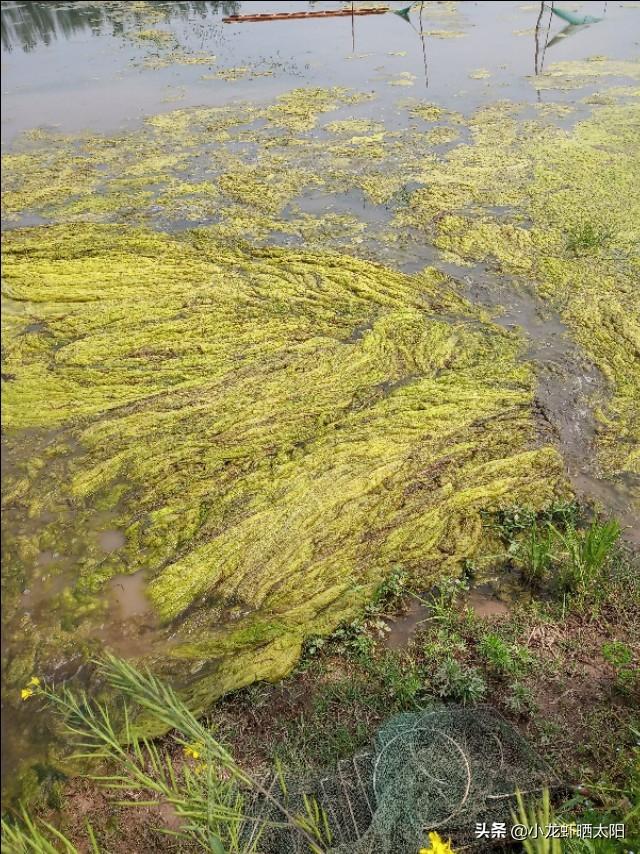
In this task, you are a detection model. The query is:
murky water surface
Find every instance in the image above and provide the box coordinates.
[2,0,637,142]
[2,0,639,795]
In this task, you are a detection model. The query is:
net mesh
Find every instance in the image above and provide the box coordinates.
[248,705,557,852]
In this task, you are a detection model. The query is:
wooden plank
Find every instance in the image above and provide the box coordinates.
[223,7,389,24]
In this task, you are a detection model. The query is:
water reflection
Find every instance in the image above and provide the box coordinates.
[389,0,430,89]
[417,1,428,90]
[544,1,608,50]
[0,0,239,52]
[534,1,554,78]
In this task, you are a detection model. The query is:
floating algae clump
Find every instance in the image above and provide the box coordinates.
[3,81,638,778]
[202,66,275,82]
[393,100,640,476]
[532,58,640,91]
[133,28,176,47]
[2,223,563,722]
[265,87,372,132]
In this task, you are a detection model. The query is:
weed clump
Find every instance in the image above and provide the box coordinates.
[478,633,531,678]
[431,655,487,705]
[485,503,622,603]
[565,220,612,255]
[554,518,621,595]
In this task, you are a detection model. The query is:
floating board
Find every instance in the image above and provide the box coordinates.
[223,7,390,24]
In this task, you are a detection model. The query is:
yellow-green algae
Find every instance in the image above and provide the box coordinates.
[2,78,639,763]
[421,29,466,39]
[201,66,278,82]
[532,57,640,91]
[133,28,176,47]
[3,222,563,712]
[389,73,417,87]
[425,126,460,145]
[2,82,638,478]
[468,69,491,80]
[392,100,640,475]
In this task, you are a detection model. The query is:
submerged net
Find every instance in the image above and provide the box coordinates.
[249,705,557,853]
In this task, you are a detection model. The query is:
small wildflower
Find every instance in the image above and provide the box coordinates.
[21,677,41,701]
[183,743,202,760]
[419,831,456,853]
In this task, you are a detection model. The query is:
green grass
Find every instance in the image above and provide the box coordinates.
[271,650,429,771]
[602,640,636,695]
[553,519,621,597]
[478,633,532,678]
[3,656,332,854]
[2,809,99,854]
[516,521,555,585]
[512,788,562,854]
[565,221,612,255]
[485,504,621,605]
[274,679,379,770]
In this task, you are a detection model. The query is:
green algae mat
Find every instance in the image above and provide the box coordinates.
[1,223,562,695]
[2,69,639,792]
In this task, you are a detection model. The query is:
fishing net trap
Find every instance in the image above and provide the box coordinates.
[247,705,557,852]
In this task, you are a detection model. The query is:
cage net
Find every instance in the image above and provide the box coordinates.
[247,705,556,853]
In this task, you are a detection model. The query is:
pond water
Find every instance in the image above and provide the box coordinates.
[2,0,639,800]
[2,0,636,142]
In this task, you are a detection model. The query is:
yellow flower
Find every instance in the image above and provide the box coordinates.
[183,744,202,760]
[21,677,41,700]
[419,832,455,853]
